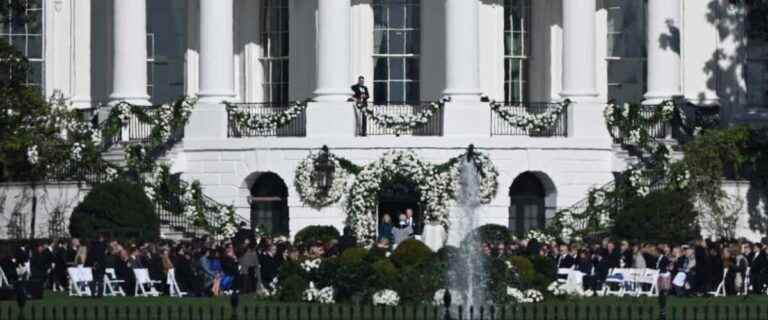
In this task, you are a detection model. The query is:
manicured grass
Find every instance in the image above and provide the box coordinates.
[0,293,766,320]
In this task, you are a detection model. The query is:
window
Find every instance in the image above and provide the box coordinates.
[504,0,530,103]
[147,0,187,104]
[746,1,768,108]
[606,0,647,104]
[0,0,44,90]
[373,0,420,104]
[261,0,289,104]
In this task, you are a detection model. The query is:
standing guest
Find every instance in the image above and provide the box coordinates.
[735,243,750,294]
[351,76,370,104]
[86,235,107,298]
[66,238,80,267]
[692,240,709,295]
[721,247,736,295]
[220,246,239,293]
[620,241,632,268]
[605,241,621,269]
[259,244,279,287]
[751,243,767,294]
[632,244,646,269]
[52,241,68,291]
[378,213,395,244]
[392,213,414,246]
[239,243,261,294]
[671,246,688,296]
[656,246,672,295]
[576,249,596,293]
[405,208,420,236]
[198,248,215,296]
[337,226,357,253]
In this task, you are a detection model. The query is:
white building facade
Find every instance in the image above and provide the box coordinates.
[3,0,768,239]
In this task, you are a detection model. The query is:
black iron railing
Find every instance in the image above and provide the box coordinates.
[1,302,767,320]
[609,101,721,146]
[490,102,568,137]
[610,105,671,144]
[226,102,307,138]
[355,101,444,136]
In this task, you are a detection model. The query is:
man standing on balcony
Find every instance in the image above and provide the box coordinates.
[351,76,369,105]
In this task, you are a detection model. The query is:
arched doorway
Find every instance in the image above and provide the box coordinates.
[248,172,289,236]
[508,172,548,237]
[378,175,421,234]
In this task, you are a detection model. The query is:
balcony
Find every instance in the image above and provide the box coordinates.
[490,102,569,137]
[226,102,307,138]
[355,101,444,137]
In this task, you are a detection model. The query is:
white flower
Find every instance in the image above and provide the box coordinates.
[506,287,533,303]
[301,259,322,273]
[27,145,39,165]
[372,289,400,306]
[525,230,555,244]
[524,289,544,303]
[71,143,84,162]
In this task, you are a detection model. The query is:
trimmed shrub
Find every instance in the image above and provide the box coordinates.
[69,180,159,241]
[335,247,371,302]
[391,239,434,268]
[508,256,536,286]
[395,264,441,304]
[294,225,340,246]
[436,245,460,262]
[462,224,512,246]
[369,259,398,290]
[278,275,307,302]
[612,189,700,244]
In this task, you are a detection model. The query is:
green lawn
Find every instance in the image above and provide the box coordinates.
[0,293,766,320]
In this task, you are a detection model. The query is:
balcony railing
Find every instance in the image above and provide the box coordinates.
[490,102,568,137]
[609,105,672,144]
[355,101,444,137]
[226,102,307,138]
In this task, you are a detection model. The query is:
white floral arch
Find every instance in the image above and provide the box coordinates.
[345,150,452,247]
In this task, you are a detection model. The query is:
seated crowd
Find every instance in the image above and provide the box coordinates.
[0,224,766,298]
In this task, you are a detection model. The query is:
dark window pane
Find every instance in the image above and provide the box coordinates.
[390,30,405,54]
[405,58,419,81]
[406,5,420,28]
[374,82,387,104]
[390,81,405,102]
[374,57,388,81]
[406,30,419,54]
[374,5,387,28]
[11,35,25,54]
[27,0,42,10]
[280,32,289,56]
[374,30,387,54]
[272,61,282,83]
[406,82,419,103]
[27,35,41,59]
[280,8,289,31]
[281,60,289,83]
[390,57,404,80]
[390,5,405,28]
[26,10,42,34]
[28,61,42,85]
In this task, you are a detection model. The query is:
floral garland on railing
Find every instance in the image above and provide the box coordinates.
[355,100,444,135]
[103,98,196,150]
[345,150,453,247]
[294,149,352,209]
[225,100,308,132]
[489,100,570,132]
[604,101,674,155]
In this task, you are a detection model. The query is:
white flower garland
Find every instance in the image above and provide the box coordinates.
[302,282,335,304]
[372,289,400,306]
[294,151,351,208]
[345,150,453,247]
[355,101,443,135]
[490,100,569,132]
[226,101,307,132]
[449,152,499,205]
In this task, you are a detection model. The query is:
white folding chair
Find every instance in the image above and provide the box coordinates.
[741,267,751,296]
[166,269,187,298]
[67,267,92,297]
[103,268,126,297]
[133,268,161,297]
[708,268,728,297]
[0,267,11,288]
[603,268,628,296]
[636,268,659,297]
[557,267,575,284]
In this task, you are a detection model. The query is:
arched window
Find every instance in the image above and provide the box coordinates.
[373,0,420,104]
[249,172,290,236]
[0,0,44,90]
[503,0,530,103]
[261,0,289,104]
[746,2,768,108]
[606,0,647,104]
[147,0,186,104]
[508,172,546,237]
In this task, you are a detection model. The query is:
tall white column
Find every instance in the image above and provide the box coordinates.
[313,0,351,101]
[109,0,149,105]
[443,0,481,101]
[561,0,608,142]
[644,0,682,105]
[561,0,597,99]
[198,0,235,102]
[186,0,234,140]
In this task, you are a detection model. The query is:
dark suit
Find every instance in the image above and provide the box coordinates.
[351,84,370,102]
[86,240,107,297]
[751,251,767,293]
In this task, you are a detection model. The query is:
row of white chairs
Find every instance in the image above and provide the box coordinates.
[602,268,660,297]
[67,267,186,298]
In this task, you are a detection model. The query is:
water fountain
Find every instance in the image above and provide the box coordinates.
[447,145,488,313]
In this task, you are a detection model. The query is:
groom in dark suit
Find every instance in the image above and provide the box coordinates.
[351,76,369,104]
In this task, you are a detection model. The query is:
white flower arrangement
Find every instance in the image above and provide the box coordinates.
[372,289,400,306]
[506,287,533,303]
[524,289,544,303]
[71,143,84,162]
[490,100,569,133]
[547,281,595,298]
[26,145,39,165]
[227,101,307,132]
[524,230,555,244]
[345,150,453,247]
[294,151,351,208]
[302,282,335,304]
[355,101,443,135]
[300,258,322,273]
[432,289,464,306]
[627,168,650,197]
[448,152,499,205]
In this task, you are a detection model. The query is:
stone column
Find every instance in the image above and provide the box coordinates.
[186,0,234,140]
[561,0,607,141]
[644,0,682,105]
[313,0,351,101]
[443,0,481,101]
[109,0,149,105]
